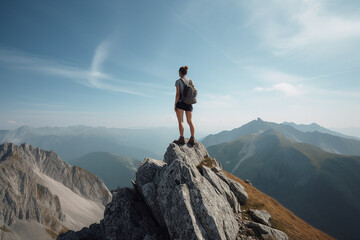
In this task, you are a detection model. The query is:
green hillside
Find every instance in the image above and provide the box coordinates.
[208,130,360,240]
[70,152,140,190]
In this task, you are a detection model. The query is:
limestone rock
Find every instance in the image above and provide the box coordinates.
[228,178,248,205]
[58,142,289,240]
[0,142,112,239]
[201,166,240,213]
[245,221,288,240]
[143,143,239,239]
[249,209,271,227]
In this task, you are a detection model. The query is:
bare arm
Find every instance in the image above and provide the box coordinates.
[175,86,180,112]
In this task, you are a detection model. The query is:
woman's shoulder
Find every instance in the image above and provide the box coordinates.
[175,78,182,86]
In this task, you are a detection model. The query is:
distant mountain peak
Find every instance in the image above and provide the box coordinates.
[202,119,360,155]
[206,123,360,239]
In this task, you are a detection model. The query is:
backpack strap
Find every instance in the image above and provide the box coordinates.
[180,77,193,86]
[180,77,187,86]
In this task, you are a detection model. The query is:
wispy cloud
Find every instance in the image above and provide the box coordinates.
[0,42,168,97]
[243,0,360,55]
[248,65,359,97]
[305,69,360,81]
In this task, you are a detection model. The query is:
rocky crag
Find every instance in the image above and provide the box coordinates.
[59,142,288,240]
[0,142,112,240]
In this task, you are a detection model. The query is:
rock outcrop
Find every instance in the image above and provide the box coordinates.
[58,142,288,240]
[248,209,271,227]
[0,142,112,240]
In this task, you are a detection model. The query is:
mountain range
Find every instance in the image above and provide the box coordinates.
[1,120,359,239]
[331,127,360,139]
[0,142,112,240]
[205,119,360,240]
[0,125,181,161]
[282,122,360,140]
[202,118,360,156]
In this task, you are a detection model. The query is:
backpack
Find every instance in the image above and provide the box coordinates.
[180,78,197,105]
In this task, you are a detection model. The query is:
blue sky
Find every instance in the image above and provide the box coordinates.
[1,0,360,134]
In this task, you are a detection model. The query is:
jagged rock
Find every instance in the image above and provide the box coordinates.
[245,221,288,240]
[58,187,168,240]
[0,142,111,239]
[0,143,66,232]
[249,209,271,226]
[201,166,240,213]
[208,167,249,205]
[141,143,240,239]
[58,142,288,240]
[102,188,167,240]
[228,178,248,205]
[136,158,166,187]
[57,223,104,240]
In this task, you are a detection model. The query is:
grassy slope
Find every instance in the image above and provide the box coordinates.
[224,172,334,240]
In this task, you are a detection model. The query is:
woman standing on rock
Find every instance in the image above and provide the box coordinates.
[173,65,196,145]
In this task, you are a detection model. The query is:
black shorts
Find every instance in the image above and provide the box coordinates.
[176,101,193,112]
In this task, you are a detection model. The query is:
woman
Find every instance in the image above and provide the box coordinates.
[173,65,196,145]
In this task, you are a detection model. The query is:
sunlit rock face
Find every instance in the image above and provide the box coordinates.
[58,142,288,240]
[0,142,111,240]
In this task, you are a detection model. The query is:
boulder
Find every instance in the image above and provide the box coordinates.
[245,221,288,240]
[249,209,272,226]
[244,179,253,186]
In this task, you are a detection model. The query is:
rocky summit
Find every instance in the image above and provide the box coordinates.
[58,142,288,240]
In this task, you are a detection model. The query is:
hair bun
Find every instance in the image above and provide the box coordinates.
[184,65,188,70]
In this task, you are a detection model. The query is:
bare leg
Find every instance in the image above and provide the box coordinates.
[185,111,195,137]
[176,108,184,137]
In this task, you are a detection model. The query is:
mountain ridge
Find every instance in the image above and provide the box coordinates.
[0,125,200,161]
[283,122,360,140]
[207,130,360,239]
[202,118,360,156]
[0,142,112,240]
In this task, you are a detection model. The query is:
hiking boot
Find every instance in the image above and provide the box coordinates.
[188,136,197,146]
[173,136,185,145]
